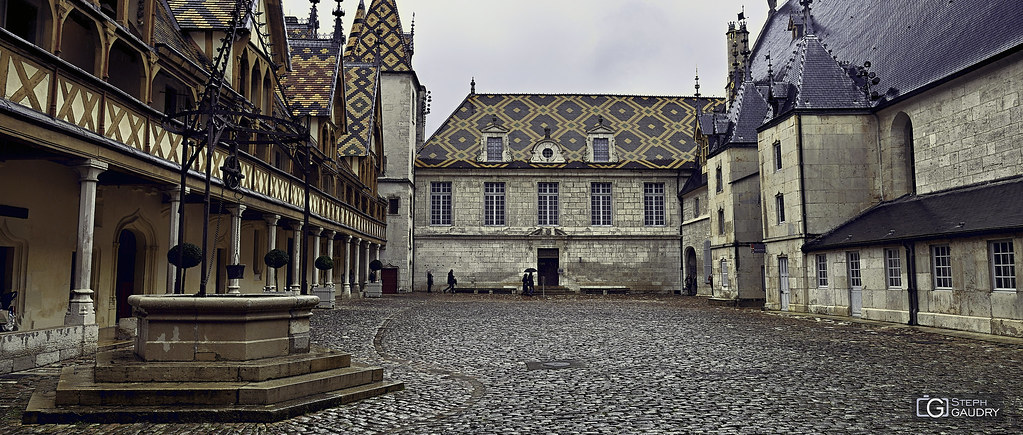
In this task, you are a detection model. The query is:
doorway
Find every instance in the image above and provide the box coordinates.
[537,248,559,287]
[115,230,138,319]
[684,247,697,295]
[382,268,398,294]
[778,257,790,311]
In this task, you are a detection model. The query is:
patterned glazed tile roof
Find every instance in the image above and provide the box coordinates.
[343,0,413,72]
[418,94,724,170]
[337,64,380,157]
[167,0,239,29]
[282,39,341,117]
[154,0,209,68]
[804,177,1023,251]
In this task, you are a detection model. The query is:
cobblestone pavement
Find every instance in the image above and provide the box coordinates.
[3,294,1023,434]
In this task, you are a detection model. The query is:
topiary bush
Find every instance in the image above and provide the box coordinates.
[264,249,289,291]
[314,255,334,271]
[369,259,382,271]
[168,243,202,293]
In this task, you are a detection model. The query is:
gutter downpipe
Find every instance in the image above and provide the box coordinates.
[796,115,809,310]
[904,241,919,325]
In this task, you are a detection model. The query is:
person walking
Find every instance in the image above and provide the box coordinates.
[444,269,456,293]
[526,272,535,296]
[522,272,530,296]
[427,271,434,293]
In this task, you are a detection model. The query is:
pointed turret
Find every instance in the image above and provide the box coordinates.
[725,16,750,105]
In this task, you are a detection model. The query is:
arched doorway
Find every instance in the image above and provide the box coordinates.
[684,247,698,295]
[115,229,139,319]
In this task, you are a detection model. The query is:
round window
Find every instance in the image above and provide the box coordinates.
[542,148,554,159]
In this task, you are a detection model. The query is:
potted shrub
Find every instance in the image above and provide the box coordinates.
[365,260,384,297]
[263,249,289,291]
[168,243,202,293]
[314,255,334,271]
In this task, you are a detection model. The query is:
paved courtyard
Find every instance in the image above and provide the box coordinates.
[2,294,1023,434]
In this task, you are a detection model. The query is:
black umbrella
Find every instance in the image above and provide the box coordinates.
[524,268,537,273]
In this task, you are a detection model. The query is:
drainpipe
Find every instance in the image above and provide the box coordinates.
[796,115,809,308]
[904,241,919,325]
[873,113,885,200]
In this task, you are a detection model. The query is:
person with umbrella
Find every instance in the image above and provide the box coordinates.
[523,268,536,296]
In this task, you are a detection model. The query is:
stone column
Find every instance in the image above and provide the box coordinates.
[343,235,353,298]
[290,223,303,292]
[66,159,107,326]
[324,230,335,287]
[362,241,370,290]
[310,226,321,287]
[263,214,279,291]
[227,204,246,294]
[352,237,362,293]
[164,187,185,294]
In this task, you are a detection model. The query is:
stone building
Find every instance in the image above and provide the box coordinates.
[700,0,1023,337]
[0,0,385,373]
[342,0,426,294]
[416,91,723,293]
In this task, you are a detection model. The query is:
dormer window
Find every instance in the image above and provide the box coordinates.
[585,116,617,163]
[478,116,510,163]
[486,137,504,161]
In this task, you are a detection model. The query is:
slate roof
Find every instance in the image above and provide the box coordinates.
[418,94,724,170]
[803,177,1023,251]
[282,39,341,117]
[748,0,1023,108]
[167,0,239,29]
[337,64,380,157]
[343,0,413,72]
[153,0,209,68]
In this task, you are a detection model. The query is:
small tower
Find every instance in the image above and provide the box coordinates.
[725,12,750,105]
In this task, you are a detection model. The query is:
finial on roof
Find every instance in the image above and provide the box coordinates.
[694,66,701,97]
[544,127,551,139]
[332,0,345,41]
[411,12,416,37]
[470,77,476,94]
[768,0,777,13]
[737,5,745,22]
[598,115,604,126]
[800,0,814,34]
[309,0,320,35]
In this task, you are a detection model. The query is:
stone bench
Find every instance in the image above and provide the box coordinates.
[581,286,630,295]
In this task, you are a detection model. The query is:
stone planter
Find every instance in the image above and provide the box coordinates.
[311,285,336,309]
[128,294,320,362]
[365,281,382,298]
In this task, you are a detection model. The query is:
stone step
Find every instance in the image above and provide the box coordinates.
[24,380,404,424]
[54,363,384,407]
[94,348,351,383]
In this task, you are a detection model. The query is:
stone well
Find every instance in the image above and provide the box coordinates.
[128,294,320,362]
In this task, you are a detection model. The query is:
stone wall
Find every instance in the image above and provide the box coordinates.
[0,325,96,374]
[378,74,419,292]
[413,169,683,293]
[878,50,1023,196]
[681,186,712,296]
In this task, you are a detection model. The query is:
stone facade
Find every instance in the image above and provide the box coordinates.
[414,169,683,293]
[680,183,712,296]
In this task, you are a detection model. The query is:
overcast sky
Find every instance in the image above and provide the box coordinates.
[281,0,770,137]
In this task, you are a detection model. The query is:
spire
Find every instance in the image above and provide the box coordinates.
[308,0,320,35]
[344,1,368,61]
[332,0,345,42]
[694,66,701,98]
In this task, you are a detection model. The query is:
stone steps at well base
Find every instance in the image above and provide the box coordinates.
[23,380,404,424]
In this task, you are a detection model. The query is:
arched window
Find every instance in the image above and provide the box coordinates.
[889,112,916,197]
[262,68,273,115]
[107,40,144,99]
[60,10,100,74]
[249,64,261,110]
[237,51,249,98]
